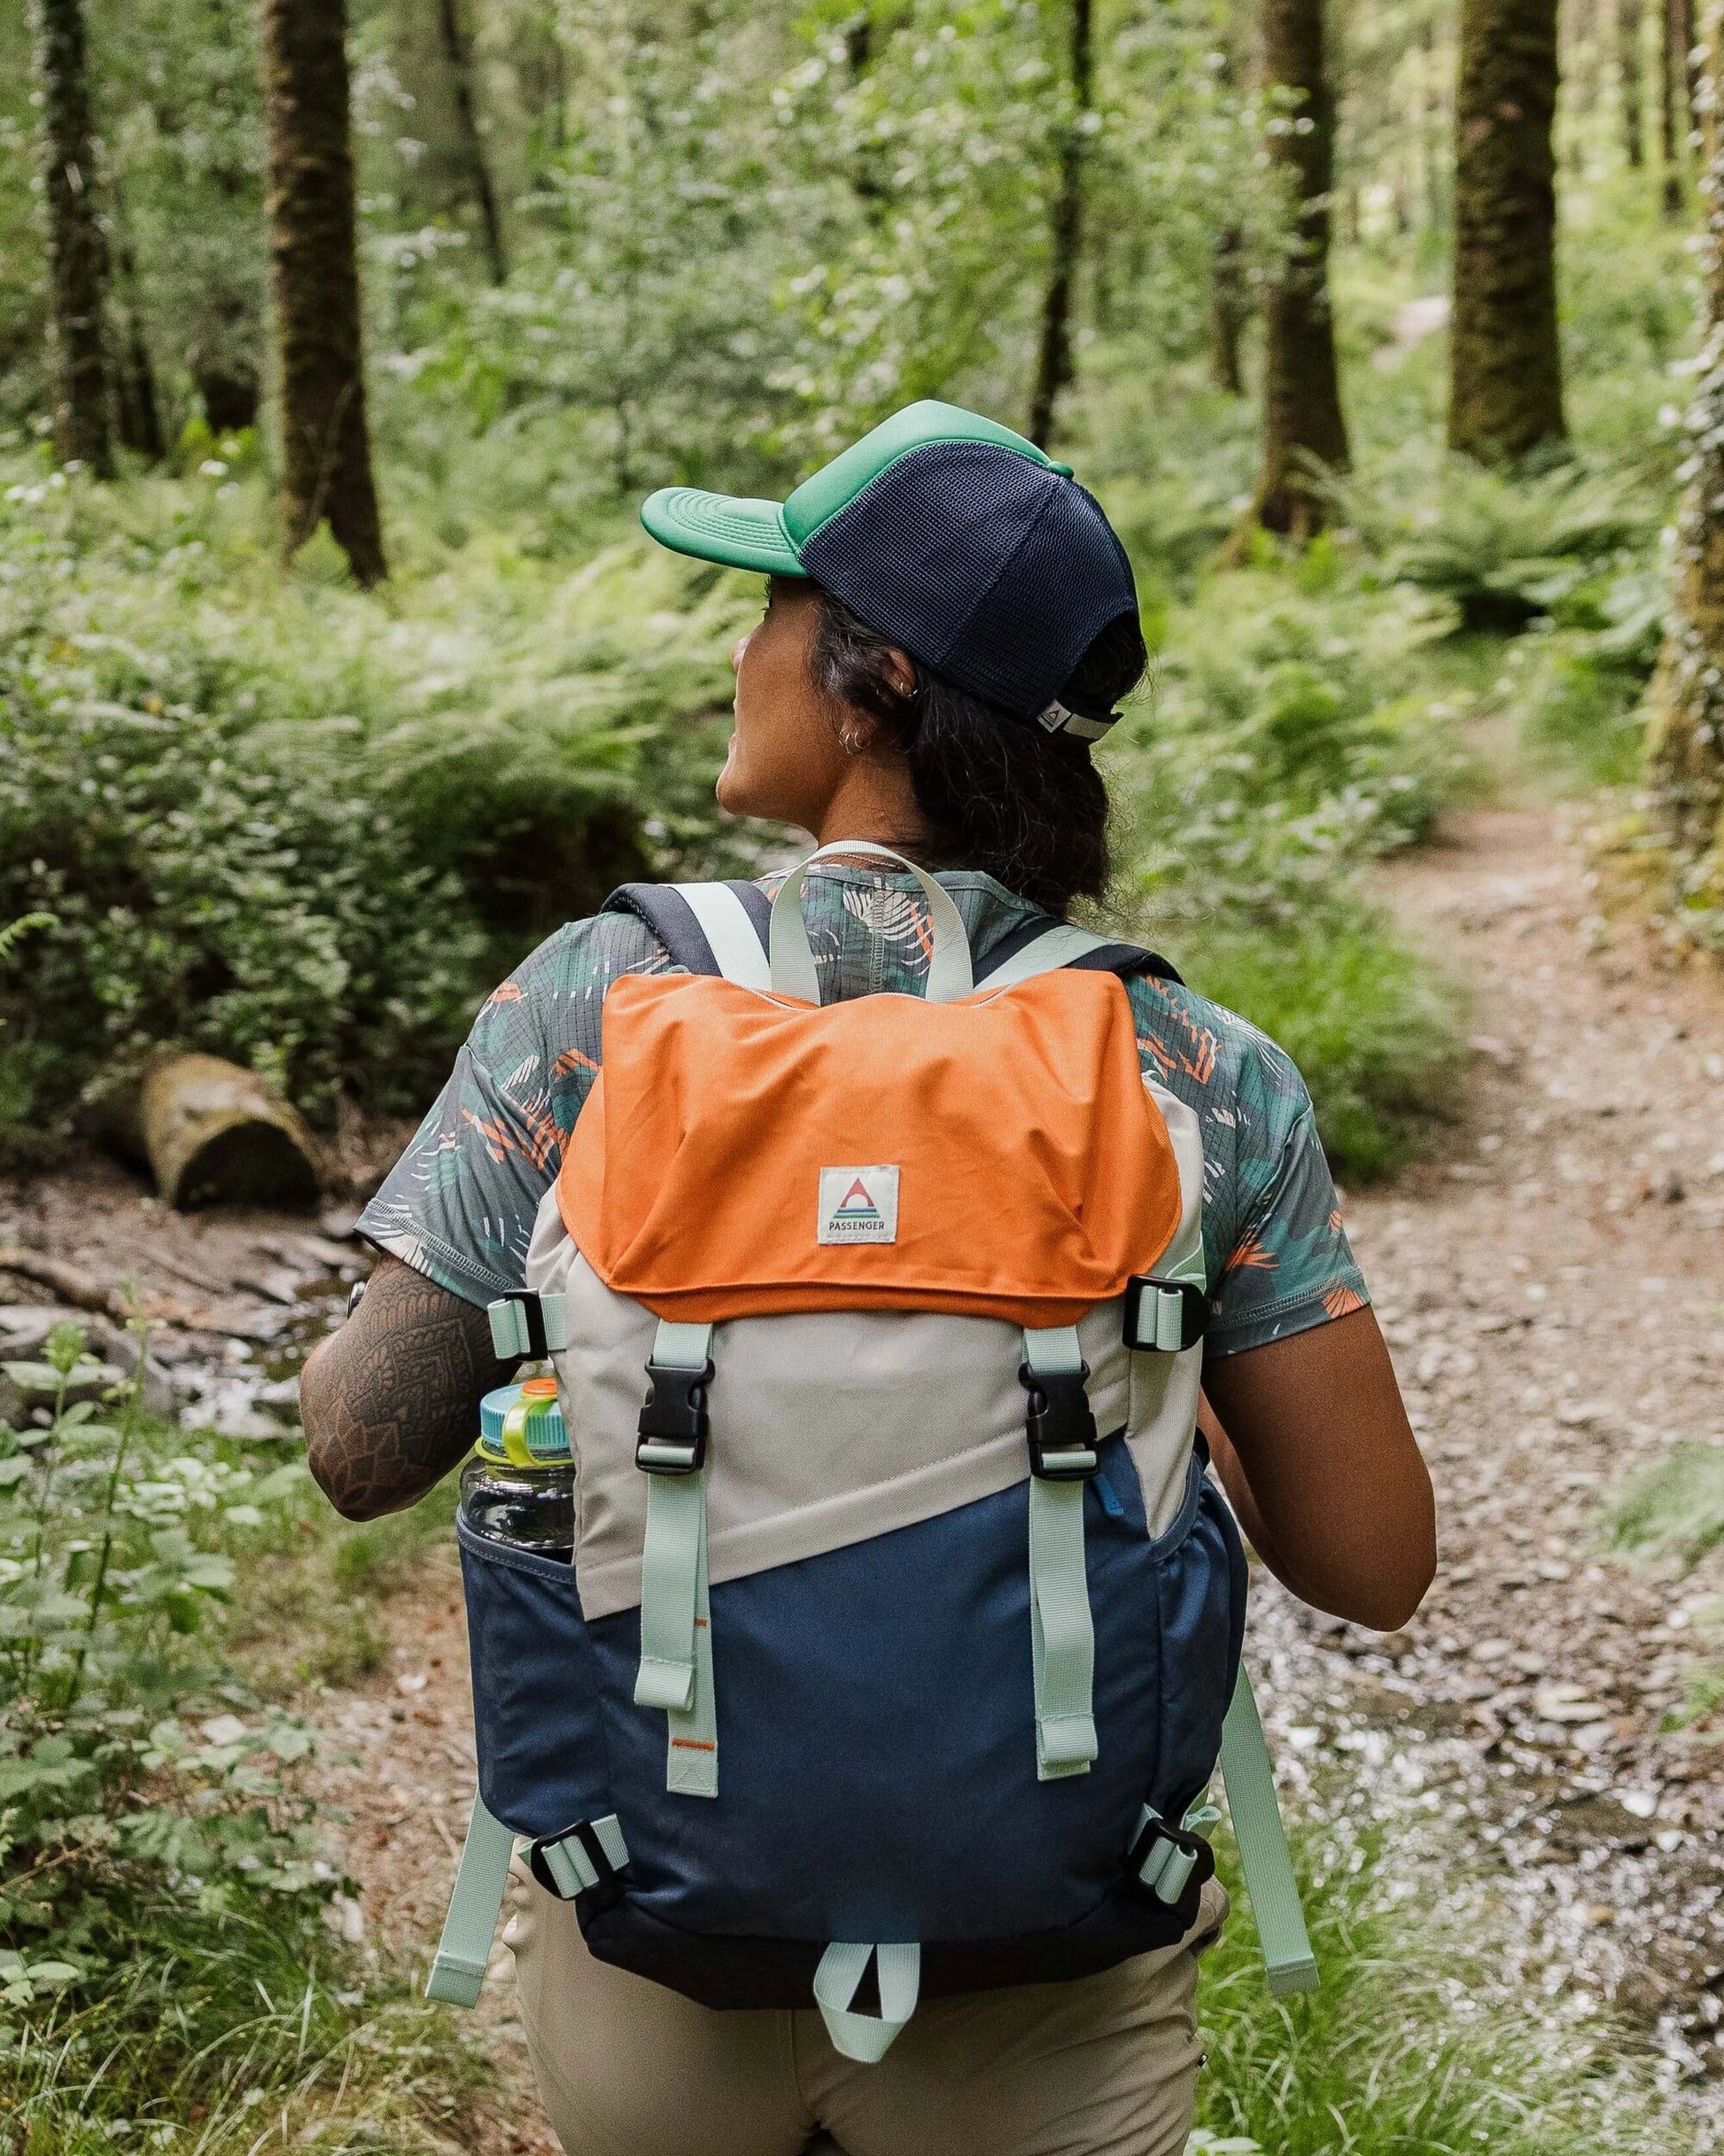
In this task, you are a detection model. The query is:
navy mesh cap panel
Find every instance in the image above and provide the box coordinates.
[797,442,1138,720]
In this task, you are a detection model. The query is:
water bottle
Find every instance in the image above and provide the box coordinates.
[459,1376,575,1560]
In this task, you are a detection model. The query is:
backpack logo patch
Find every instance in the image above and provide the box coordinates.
[817,1165,900,1245]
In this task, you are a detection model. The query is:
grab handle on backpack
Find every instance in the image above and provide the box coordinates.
[769,841,975,1004]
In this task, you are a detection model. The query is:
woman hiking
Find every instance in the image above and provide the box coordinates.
[301,399,1434,2156]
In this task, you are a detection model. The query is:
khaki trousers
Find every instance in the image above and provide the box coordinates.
[504,1869,1227,2156]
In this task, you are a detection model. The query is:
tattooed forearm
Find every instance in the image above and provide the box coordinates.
[300,1255,520,1521]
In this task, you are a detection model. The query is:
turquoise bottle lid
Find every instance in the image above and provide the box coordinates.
[478,1378,571,1465]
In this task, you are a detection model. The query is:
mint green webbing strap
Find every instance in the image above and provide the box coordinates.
[635,1320,718,1798]
[667,1493,718,1796]
[677,883,773,990]
[1023,1326,1099,1779]
[425,1794,516,2006]
[813,1942,921,2064]
[1219,1664,1318,1996]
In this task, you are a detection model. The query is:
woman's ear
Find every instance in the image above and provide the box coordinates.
[882,647,917,700]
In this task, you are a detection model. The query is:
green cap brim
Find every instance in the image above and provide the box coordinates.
[641,486,805,576]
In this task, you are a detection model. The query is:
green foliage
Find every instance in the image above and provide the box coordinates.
[1182,913,1464,1177]
[1336,453,1663,632]
[1197,1823,1679,2154]
[0,1327,329,1993]
[1604,1443,1724,1575]
[0,1331,496,2144]
[1103,561,1470,1174]
[0,457,755,1154]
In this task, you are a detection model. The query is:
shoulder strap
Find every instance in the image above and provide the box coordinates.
[975,919,1184,991]
[605,883,1182,993]
[602,881,772,988]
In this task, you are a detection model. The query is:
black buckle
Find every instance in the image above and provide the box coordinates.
[1019,1361,1099,1481]
[1122,1276,1209,1354]
[497,1288,548,1359]
[635,1356,714,1474]
[1124,1811,1214,1907]
[528,1819,621,1903]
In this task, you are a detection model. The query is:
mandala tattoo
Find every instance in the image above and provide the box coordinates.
[300,1255,518,1519]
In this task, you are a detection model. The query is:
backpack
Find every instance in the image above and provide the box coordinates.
[426,843,1316,2059]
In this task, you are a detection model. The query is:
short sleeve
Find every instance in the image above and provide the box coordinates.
[1204,1090,1371,1358]
[356,911,667,1304]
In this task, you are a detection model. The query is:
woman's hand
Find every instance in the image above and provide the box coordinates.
[1200,1305,1435,1632]
[299,1256,519,1520]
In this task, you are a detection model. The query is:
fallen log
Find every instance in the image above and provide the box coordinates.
[113,1053,323,1210]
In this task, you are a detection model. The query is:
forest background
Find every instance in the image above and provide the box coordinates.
[4,0,1724,2144]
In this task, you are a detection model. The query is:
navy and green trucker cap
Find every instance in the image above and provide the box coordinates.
[641,401,1138,738]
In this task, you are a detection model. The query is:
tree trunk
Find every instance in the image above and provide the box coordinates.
[437,0,508,284]
[1620,0,1646,163]
[261,0,387,585]
[1646,32,1724,927]
[1209,227,1248,394]
[1681,0,1702,138]
[109,183,163,462]
[1448,0,1566,463]
[32,0,113,477]
[1663,0,1689,210]
[1029,0,1093,449]
[193,350,261,434]
[1245,0,1350,539]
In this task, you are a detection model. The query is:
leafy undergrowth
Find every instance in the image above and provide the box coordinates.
[1106,553,1472,1178]
[1606,1444,1724,1577]
[1605,1446,1724,1735]
[0,1323,494,2148]
[1196,1825,1680,2154]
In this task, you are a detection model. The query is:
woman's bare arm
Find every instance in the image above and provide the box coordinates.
[1200,1304,1434,1631]
[299,1255,519,1521]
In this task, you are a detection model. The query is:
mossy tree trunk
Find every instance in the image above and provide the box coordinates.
[1646,29,1724,923]
[1663,0,1689,214]
[109,182,163,462]
[262,0,387,585]
[32,0,113,477]
[1246,0,1350,537]
[437,0,508,284]
[1620,0,1645,165]
[1210,227,1248,394]
[1029,0,1093,449]
[1448,0,1565,462]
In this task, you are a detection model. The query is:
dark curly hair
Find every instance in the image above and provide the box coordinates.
[805,587,1145,917]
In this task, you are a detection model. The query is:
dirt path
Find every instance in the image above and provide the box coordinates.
[6,795,1724,2143]
[1254,802,1724,2105]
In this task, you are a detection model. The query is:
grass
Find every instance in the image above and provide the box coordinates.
[1604,1444,1724,1576]
[1197,1826,1682,2154]
[4,1916,493,2154]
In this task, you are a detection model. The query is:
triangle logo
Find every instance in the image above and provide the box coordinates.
[817,1164,900,1245]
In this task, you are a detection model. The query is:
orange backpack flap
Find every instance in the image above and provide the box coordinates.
[558,967,1181,1329]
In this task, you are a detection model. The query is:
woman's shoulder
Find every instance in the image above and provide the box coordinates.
[1124,970,1316,1171]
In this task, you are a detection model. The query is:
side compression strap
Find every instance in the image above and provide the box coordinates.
[1021,1326,1099,1779]
[427,1806,635,2008]
[814,1942,921,2064]
[425,1794,516,2006]
[634,1319,718,1798]
[1220,1665,1318,1996]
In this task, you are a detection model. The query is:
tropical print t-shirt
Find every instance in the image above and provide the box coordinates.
[358,867,1369,1357]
